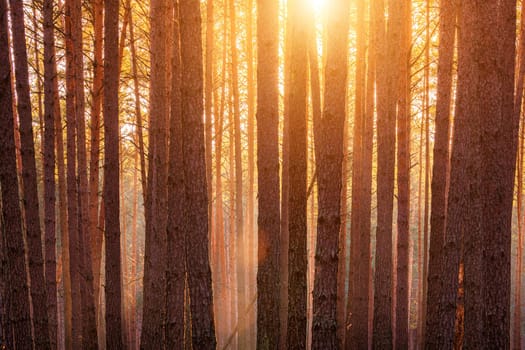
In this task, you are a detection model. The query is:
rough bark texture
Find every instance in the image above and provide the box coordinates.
[166,3,185,347]
[311,0,349,348]
[286,0,308,347]
[256,0,281,348]
[89,0,104,320]
[179,0,217,347]
[394,1,411,348]
[372,0,395,346]
[140,0,169,345]
[424,0,455,346]
[0,2,33,346]
[8,0,51,347]
[43,0,59,346]
[104,0,124,347]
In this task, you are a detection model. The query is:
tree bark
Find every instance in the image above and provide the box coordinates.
[424,0,455,346]
[43,0,59,346]
[8,0,51,346]
[256,0,281,347]
[104,0,124,347]
[372,0,395,346]
[0,1,33,346]
[286,0,308,347]
[311,0,350,347]
[179,0,217,347]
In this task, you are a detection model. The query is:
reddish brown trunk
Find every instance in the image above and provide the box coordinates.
[8,0,51,346]
[0,2,33,346]
[256,0,281,347]
[179,0,217,346]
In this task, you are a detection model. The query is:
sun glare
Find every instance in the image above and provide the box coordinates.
[309,0,326,14]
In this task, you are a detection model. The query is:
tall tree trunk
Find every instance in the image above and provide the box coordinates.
[89,0,104,321]
[65,0,83,345]
[347,0,367,347]
[104,0,124,347]
[286,0,308,346]
[372,0,395,346]
[71,0,98,342]
[179,0,217,347]
[478,1,516,347]
[311,0,350,347]
[205,0,214,267]
[424,0,455,346]
[256,0,281,347]
[141,0,169,345]
[227,0,246,345]
[395,1,411,348]
[245,0,256,346]
[8,0,51,346]
[0,2,33,346]
[43,0,59,346]
[166,3,185,347]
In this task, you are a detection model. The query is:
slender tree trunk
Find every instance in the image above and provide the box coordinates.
[395,1,411,348]
[311,0,350,347]
[89,0,104,320]
[286,0,308,347]
[205,0,214,266]
[166,3,185,347]
[372,0,395,346]
[8,0,51,346]
[141,0,169,345]
[179,1,217,347]
[424,0,455,346]
[64,0,83,345]
[104,0,124,347]
[256,0,281,347]
[245,0,256,346]
[0,2,33,346]
[43,0,59,346]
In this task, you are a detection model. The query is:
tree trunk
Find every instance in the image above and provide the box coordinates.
[256,0,281,347]
[395,1,411,348]
[286,0,308,347]
[0,1,33,346]
[372,0,395,346]
[424,0,455,346]
[166,3,185,347]
[179,0,217,347]
[43,0,59,346]
[311,0,350,347]
[140,0,169,345]
[8,0,51,346]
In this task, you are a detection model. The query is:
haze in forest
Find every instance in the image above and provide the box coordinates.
[0,0,523,349]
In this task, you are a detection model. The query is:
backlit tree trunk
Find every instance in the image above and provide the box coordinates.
[103,0,124,348]
[179,0,217,347]
[256,0,281,347]
[8,0,51,346]
[311,0,350,347]
[0,1,33,346]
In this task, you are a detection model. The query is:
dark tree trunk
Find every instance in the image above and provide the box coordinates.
[0,1,33,346]
[311,0,350,348]
[179,0,217,347]
[141,0,169,345]
[286,0,308,347]
[372,0,395,346]
[8,0,51,347]
[394,1,411,348]
[255,0,281,347]
[424,0,455,346]
[103,0,124,347]
[43,0,59,346]
[166,2,185,347]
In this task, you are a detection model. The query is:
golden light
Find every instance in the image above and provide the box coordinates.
[309,0,327,14]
